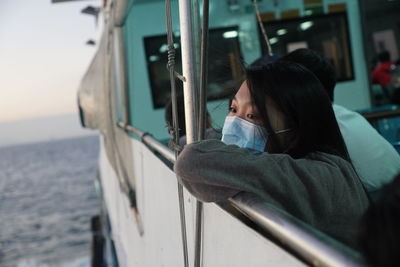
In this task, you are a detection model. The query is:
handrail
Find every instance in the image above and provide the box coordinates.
[230,194,365,267]
[116,121,366,267]
[116,122,176,163]
[358,105,400,122]
[362,108,400,122]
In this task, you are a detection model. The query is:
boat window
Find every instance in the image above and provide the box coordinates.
[143,26,243,109]
[359,0,400,107]
[259,12,354,83]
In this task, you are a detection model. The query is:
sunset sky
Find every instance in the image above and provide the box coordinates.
[0,0,100,123]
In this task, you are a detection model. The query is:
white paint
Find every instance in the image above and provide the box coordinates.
[98,138,305,266]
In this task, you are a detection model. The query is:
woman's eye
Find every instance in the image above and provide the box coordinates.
[247,114,255,119]
[229,107,236,113]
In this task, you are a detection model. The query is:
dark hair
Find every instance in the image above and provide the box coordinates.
[279,49,336,102]
[358,174,400,266]
[250,54,281,67]
[378,50,391,63]
[246,61,350,160]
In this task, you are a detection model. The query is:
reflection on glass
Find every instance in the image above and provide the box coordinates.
[259,12,354,83]
[144,26,243,109]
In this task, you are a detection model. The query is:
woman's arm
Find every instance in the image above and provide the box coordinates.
[174,140,335,209]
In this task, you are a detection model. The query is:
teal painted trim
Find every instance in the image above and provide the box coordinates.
[331,1,371,110]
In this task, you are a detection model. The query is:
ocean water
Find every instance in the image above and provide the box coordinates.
[0,136,101,267]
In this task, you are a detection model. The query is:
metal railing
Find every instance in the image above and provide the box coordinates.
[116,121,366,267]
[117,122,175,163]
[230,194,365,267]
[358,105,400,122]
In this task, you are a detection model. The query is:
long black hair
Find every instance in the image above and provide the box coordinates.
[279,48,337,102]
[246,61,350,161]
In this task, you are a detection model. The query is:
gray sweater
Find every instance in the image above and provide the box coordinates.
[174,140,369,248]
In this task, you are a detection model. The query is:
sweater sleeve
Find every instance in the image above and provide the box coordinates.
[174,139,369,248]
[174,140,342,213]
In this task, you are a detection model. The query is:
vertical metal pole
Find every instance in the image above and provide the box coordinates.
[191,0,202,124]
[178,0,198,145]
[194,1,209,266]
[165,1,189,267]
[198,0,209,140]
[178,1,205,267]
[113,27,130,125]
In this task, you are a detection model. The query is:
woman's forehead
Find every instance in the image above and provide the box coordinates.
[233,81,252,105]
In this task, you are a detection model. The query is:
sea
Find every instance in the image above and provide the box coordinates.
[0,136,101,267]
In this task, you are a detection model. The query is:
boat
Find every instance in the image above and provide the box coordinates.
[72,0,400,266]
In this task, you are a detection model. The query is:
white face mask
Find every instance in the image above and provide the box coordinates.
[221,116,268,153]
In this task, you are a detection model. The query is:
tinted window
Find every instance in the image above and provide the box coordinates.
[260,12,354,82]
[144,26,243,109]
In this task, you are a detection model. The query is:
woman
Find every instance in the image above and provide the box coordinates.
[174,61,369,248]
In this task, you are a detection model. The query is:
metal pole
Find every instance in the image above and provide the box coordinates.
[178,0,198,145]
[113,27,130,125]
[191,0,201,127]
[230,193,365,267]
[165,1,190,266]
[194,1,209,266]
[178,2,204,267]
[198,0,209,140]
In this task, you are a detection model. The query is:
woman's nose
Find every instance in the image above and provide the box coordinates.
[235,111,248,122]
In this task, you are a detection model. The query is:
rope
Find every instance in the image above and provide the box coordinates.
[165,1,189,267]
[167,44,186,82]
[253,0,273,56]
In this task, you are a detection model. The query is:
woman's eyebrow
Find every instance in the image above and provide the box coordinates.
[234,97,253,107]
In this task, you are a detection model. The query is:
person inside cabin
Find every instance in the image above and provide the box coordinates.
[278,48,400,199]
[371,50,394,89]
[174,61,369,248]
[164,94,220,147]
[371,50,399,101]
[358,173,400,266]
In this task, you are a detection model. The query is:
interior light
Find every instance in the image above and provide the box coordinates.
[149,55,159,62]
[223,31,238,39]
[159,44,168,53]
[159,43,179,53]
[269,37,278,45]
[277,29,287,36]
[300,21,314,31]
[305,10,313,16]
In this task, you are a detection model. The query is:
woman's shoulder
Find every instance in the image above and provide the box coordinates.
[301,152,359,184]
[305,151,351,164]
[305,151,354,170]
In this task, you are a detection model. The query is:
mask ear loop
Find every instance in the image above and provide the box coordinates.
[275,128,293,135]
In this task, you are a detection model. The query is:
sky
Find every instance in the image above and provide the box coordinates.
[0,0,100,123]
[0,0,101,145]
